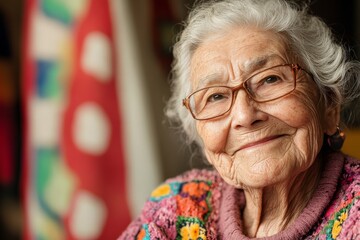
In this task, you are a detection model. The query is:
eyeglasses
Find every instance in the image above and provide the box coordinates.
[183,63,308,120]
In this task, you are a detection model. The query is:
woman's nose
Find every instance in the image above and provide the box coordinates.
[230,90,266,128]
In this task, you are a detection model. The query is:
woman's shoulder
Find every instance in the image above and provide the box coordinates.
[310,154,360,239]
[119,168,225,240]
[331,154,360,239]
[147,168,223,206]
[334,156,360,239]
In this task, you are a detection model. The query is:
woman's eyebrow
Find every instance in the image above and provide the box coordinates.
[242,54,279,73]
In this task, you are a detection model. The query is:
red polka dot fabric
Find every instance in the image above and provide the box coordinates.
[22,0,131,238]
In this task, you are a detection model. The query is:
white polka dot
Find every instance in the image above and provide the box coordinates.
[81,32,112,81]
[30,98,62,147]
[73,103,110,155]
[69,191,107,239]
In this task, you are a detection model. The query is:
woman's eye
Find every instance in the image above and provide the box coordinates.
[264,75,281,84]
[207,93,226,102]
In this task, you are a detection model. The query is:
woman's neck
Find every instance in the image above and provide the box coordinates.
[241,158,323,238]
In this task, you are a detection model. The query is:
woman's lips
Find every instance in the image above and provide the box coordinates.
[239,135,285,151]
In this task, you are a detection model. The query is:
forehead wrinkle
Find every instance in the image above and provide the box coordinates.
[227,61,236,82]
[196,72,225,89]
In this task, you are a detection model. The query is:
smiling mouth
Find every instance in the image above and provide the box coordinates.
[238,134,286,151]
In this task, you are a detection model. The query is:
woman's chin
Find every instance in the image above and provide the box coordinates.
[219,156,293,189]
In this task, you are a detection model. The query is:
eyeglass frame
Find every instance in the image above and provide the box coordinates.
[182,63,311,120]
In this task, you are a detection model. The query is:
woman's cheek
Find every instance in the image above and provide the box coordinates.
[267,93,320,129]
[274,93,324,159]
[196,120,229,153]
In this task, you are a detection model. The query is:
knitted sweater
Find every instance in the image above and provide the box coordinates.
[119,152,360,239]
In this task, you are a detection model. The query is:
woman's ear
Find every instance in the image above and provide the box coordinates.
[324,104,340,135]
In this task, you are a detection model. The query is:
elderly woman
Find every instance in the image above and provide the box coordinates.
[120,0,360,239]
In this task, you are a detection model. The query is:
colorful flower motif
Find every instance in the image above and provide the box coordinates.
[151,184,171,198]
[150,182,181,201]
[181,181,211,199]
[180,222,206,240]
[331,211,348,239]
[175,181,212,220]
[176,195,209,220]
[177,217,206,240]
[323,204,352,239]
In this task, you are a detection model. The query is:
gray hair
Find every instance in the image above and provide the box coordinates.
[166,0,360,145]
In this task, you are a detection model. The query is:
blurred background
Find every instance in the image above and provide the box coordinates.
[0,0,359,239]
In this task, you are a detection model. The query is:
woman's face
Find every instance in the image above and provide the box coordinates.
[190,27,338,188]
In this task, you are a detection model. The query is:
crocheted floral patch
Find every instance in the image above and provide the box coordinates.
[149,182,182,201]
[144,180,213,239]
[175,181,212,221]
[325,206,350,239]
[176,216,207,240]
[321,188,360,239]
